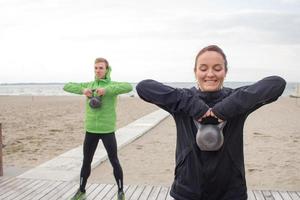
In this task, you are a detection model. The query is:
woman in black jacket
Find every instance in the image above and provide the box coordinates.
[136,45,286,200]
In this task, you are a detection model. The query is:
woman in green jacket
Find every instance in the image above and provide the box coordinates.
[64,57,133,200]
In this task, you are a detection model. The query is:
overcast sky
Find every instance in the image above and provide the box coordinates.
[1,0,299,83]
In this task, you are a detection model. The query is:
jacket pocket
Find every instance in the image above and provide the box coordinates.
[174,147,193,179]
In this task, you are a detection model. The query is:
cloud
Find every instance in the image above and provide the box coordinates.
[224,10,300,44]
[2,1,299,46]
[52,8,300,47]
[277,0,300,4]
[148,9,300,45]
[1,0,299,83]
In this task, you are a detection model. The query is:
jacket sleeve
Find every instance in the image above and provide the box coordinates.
[63,82,90,95]
[136,79,209,119]
[105,82,133,96]
[211,76,286,120]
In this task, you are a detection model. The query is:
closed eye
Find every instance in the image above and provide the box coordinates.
[199,65,208,71]
[213,65,223,71]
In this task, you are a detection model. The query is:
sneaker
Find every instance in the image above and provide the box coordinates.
[117,191,125,200]
[70,189,86,200]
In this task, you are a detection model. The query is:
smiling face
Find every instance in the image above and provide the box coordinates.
[94,61,107,79]
[195,51,227,92]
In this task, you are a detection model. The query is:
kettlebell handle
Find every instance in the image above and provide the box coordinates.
[89,89,102,99]
[91,89,96,97]
[193,119,226,130]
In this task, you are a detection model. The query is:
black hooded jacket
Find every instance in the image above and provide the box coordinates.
[136,76,286,200]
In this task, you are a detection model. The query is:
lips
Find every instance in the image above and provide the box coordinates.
[204,80,218,84]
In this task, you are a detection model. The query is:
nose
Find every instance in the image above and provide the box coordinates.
[207,69,215,77]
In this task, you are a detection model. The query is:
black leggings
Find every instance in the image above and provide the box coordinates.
[79,132,123,192]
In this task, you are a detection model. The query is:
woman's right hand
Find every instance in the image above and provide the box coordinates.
[82,89,93,97]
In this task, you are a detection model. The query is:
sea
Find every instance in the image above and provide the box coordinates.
[0,82,298,97]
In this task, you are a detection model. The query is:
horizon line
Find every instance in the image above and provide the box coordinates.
[1,81,299,85]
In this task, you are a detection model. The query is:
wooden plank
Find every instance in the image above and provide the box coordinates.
[0,177,14,187]
[21,180,58,200]
[156,186,169,200]
[86,183,106,199]
[262,190,275,200]
[85,183,100,195]
[96,184,129,200]
[129,185,145,200]
[60,182,85,199]
[280,191,293,200]
[147,186,161,200]
[94,184,114,199]
[12,180,49,200]
[0,177,24,195]
[288,192,300,200]
[165,187,173,200]
[271,191,284,200]
[0,178,35,199]
[31,181,63,200]
[254,190,266,200]
[39,181,73,200]
[124,185,138,200]
[0,178,35,198]
[50,181,77,200]
[1,179,300,200]
[138,185,153,200]
[86,183,107,199]
[67,183,97,199]
[248,190,257,200]
[64,183,97,200]
[4,179,39,200]
[103,184,118,200]
[0,176,10,182]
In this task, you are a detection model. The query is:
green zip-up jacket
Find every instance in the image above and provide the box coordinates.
[63,66,133,134]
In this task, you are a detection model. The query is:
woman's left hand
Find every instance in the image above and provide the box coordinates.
[96,88,106,96]
[210,111,224,122]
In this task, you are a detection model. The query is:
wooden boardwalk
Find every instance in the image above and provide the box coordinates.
[0,177,299,200]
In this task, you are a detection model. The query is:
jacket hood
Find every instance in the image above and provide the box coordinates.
[95,65,112,82]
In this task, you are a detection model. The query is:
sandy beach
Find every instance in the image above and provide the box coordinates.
[0,96,158,168]
[1,95,300,191]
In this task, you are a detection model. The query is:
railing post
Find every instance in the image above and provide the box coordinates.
[0,123,3,176]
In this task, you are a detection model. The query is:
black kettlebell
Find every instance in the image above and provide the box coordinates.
[194,117,226,151]
[89,89,102,109]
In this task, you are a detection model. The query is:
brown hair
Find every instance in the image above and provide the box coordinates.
[194,45,228,72]
[94,57,109,68]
